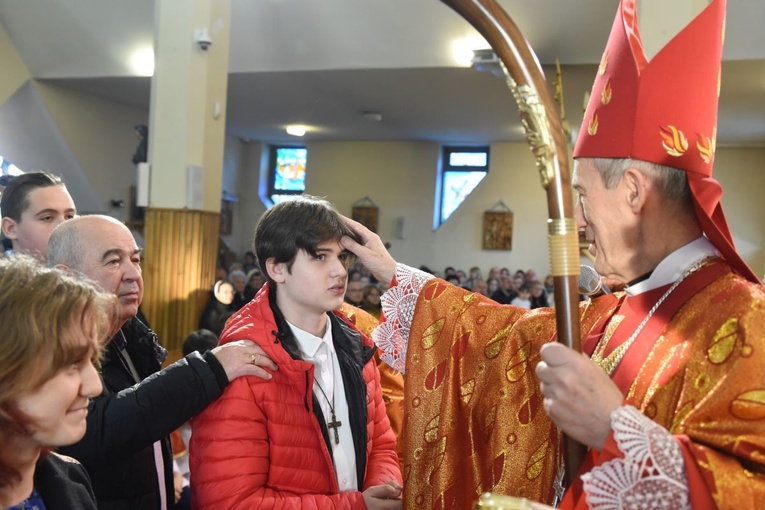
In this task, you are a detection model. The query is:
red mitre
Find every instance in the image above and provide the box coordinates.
[573,0,759,283]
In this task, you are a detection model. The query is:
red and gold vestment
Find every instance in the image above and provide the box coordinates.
[375,253,765,509]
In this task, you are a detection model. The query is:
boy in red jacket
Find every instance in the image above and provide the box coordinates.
[190,195,402,509]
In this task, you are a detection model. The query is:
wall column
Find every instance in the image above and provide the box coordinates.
[142,0,231,350]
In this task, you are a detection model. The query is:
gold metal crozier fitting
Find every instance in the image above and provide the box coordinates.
[475,492,533,510]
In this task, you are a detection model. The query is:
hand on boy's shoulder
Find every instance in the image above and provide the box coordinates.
[211,340,278,382]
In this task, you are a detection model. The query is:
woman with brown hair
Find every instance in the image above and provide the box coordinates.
[0,256,115,509]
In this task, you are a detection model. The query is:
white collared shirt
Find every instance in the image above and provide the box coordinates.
[626,237,721,296]
[287,317,358,492]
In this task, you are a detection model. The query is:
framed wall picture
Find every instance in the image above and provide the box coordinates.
[351,196,379,233]
[352,207,378,233]
[482,209,514,250]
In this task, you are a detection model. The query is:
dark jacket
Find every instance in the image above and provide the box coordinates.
[58,317,230,510]
[198,298,233,336]
[34,453,97,510]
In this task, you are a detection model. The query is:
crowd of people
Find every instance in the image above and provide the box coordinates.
[420,264,554,309]
[1,1,763,508]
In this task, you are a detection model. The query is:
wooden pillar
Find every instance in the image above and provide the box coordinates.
[142,209,220,350]
[142,0,231,350]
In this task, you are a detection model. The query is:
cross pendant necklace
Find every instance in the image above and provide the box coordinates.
[315,381,342,444]
[326,409,342,445]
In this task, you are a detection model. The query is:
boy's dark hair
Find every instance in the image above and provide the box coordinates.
[182,329,219,356]
[0,172,66,221]
[253,195,361,286]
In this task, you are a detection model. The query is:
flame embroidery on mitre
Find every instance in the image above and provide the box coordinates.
[697,135,713,164]
[601,81,612,105]
[660,125,688,157]
[598,52,608,76]
[588,113,599,136]
[697,126,717,165]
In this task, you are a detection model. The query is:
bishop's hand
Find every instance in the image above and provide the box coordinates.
[340,215,397,285]
[535,342,624,450]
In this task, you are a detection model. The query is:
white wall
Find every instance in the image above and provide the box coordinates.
[304,140,552,277]
[34,81,149,221]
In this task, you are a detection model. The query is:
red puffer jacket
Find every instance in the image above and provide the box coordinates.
[190,286,401,509]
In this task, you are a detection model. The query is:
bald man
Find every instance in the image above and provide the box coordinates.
[49,215,276,510]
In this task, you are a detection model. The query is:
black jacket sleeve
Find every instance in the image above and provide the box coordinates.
[59,351,228,468]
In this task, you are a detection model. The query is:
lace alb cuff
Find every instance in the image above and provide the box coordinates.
[372,263,434,374]
[581,405,690,509]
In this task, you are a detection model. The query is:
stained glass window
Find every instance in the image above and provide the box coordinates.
[268,146,306,204]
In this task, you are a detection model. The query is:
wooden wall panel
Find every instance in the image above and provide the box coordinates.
[142,208,220,351]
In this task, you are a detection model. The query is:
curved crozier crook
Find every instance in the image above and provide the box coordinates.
[440,0,586,488]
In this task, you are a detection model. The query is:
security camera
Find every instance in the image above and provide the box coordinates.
[194,28,213,51]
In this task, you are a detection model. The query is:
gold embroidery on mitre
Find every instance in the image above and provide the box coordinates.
[588,113,599,136]
[708,317,738,364]
[730,390,765,420]
[599,52,608,75]
[697,133,715,165]
[660,125,689,157]
[601,80,612,105]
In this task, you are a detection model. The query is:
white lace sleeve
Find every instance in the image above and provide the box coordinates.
[581,405,690,510]
[371,263,435,374]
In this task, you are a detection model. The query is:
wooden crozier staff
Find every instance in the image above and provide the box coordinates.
[440,0,586,489]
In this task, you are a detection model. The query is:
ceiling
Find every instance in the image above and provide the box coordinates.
[1,0,764,146]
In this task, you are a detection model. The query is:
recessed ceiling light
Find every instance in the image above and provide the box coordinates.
[362,111,383,122]
[451,35,490,67]
[286,125,307,137]
[130,47,155,76]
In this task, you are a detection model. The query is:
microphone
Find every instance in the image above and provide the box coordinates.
[578,265,611,297]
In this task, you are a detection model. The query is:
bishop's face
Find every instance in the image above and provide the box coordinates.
[573,159,636,282]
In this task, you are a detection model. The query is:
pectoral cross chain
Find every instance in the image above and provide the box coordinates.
[327,411,342,445]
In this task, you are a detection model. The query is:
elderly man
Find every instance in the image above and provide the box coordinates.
[49,214,276,510]
[341,0,764,509]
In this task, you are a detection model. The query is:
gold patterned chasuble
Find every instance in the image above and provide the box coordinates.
[401,262,765,510]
